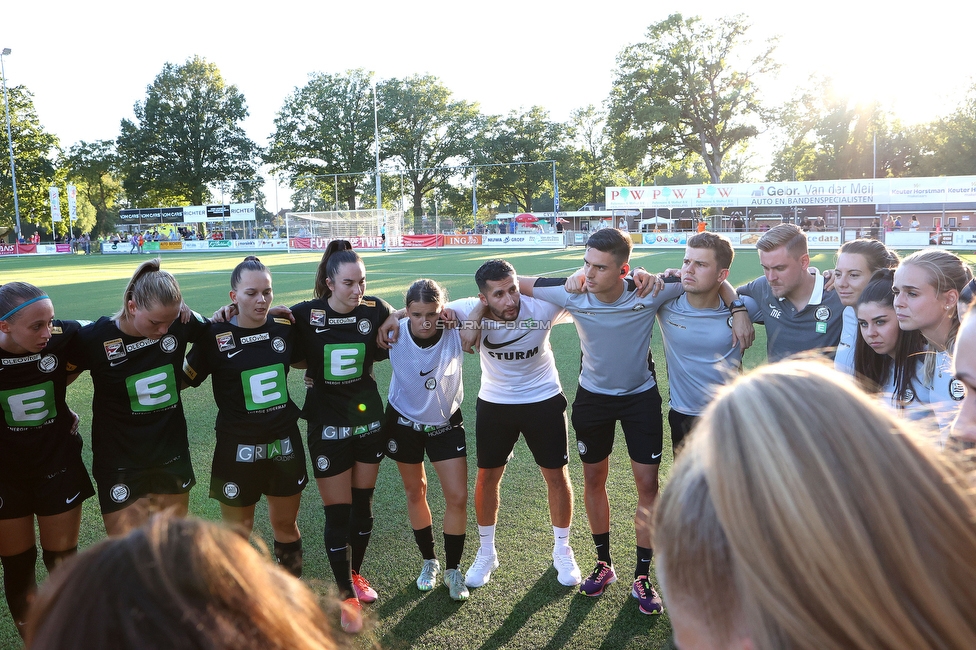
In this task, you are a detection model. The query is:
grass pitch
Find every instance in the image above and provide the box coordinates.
[0,246,793,649]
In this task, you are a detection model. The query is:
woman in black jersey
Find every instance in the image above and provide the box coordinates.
[71,259,207,536]
[385,279,469,601]
[291,240,395,634]
[183,256,307,578]
[0,283,95,638]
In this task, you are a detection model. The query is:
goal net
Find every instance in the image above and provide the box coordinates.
[285,209,403,251]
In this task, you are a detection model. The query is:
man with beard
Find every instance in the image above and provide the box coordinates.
[736,224,843,362]
[446,259,581,590]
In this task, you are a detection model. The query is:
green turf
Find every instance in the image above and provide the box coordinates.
[0,247,785,649]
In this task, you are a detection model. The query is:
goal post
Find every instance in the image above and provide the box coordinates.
[285,209,403,251]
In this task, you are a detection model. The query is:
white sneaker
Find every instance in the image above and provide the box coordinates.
[416,558,440,591]
[553,547,582,586]
[464,548,499,588]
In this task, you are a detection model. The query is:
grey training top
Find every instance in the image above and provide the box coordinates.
[736,273,844,362]
[533,279,683,396]
[656,294,762,416]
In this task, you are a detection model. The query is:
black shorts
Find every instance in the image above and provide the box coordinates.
[571,385,664,465]
[0,455,96,520]
[306,417,385,478]
[210,428,308,507]
[475,393,569,469]
[94,451,195,514]
[385,406,466,464]
[667,409,699,455]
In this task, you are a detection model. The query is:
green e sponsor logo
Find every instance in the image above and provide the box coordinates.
[242,364,287,410]
[323,344,365,381]
[125,366,178,412]
[0,381,56,427]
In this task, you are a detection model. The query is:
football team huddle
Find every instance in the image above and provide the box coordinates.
[2,224,972,637]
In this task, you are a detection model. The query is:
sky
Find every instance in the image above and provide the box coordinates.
[3,0,975,209]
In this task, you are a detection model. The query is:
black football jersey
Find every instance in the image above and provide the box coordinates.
[291,297,392,426]
[0,320,84,479]
[183,317,302,441]
[70,313,208,473]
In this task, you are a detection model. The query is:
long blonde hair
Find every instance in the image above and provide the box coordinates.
[114,258,182,321]
[655,361,976,650]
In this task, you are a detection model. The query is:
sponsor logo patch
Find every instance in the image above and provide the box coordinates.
[103,339,126,361]
[310,310,326,326]
[240,332,270,345]
[216,332,236,352]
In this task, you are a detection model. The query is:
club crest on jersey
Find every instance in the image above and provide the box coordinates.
[903,388,915,403]
[310,310,326,326]
[110,483,130,503]
[38,355,58,373]
[631,304,646,311]
[216,332,236,352]
[950,379,966,401]
[358,319,372,335]
[815,307,831,322]
[272,337,286,353]
[160,335,178,353]
[425,377,437,390]
[223,482,240,499]
[103,338,126,360]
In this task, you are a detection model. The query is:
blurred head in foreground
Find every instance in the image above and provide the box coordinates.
[654,360,976,650]
[26,515,337,650]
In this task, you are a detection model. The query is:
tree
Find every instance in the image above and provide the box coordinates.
[476,107,564,212]
[116,55,260,207]
[905,83,976,177]
[0,85,59,234]
[768,76,906,181]
[64,140,124,236]
[555,106,627,209]
[266,69,377,210]
[607,13,778,183]
[379,75,480,229]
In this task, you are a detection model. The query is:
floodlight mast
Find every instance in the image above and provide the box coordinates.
[1,47,22,244]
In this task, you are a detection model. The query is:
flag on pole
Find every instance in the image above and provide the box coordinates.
[67,184,77,222]
[49,187,62,222]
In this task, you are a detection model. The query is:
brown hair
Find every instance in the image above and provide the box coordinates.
[25,516,338,650]
[585,228,632,266]
[687,232,735,271]
[756,223,807,258]
[837,238,899,273]
[313,240,361,300]
[231,255,270,290]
